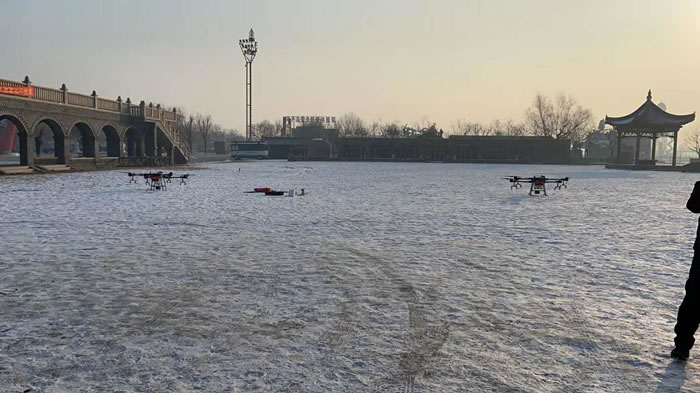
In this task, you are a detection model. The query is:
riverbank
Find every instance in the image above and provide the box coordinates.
[0,152,235,176]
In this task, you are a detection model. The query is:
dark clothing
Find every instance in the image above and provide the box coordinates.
[689,181,700,250]
[688,181,700,214]
[675,253,700,350]
[674,181,700,351]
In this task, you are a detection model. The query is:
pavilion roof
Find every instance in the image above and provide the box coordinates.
[605,90,695,130]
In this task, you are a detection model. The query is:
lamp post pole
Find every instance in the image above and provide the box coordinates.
[239,29,258,141]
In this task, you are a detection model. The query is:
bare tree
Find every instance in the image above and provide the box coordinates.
[274,120,284,136]
[525,93,593,146]
[501,119,528,136]
[210,124,224,141]
[368,120,382,136]
[252,120,278,139]
[196,114,213,153]
[686,130,700,159]
[525,94,555,137]
[226,128,245,142]
[605,129,618,159]
[452,120,491,136]
[337,113,368,136]
[183,115,196,153]
[382,122,402,138]
[173,107,196,154]
[412,116,434,133]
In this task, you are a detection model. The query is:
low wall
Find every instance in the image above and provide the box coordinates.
[34,157,58,166]
[69,157,121,171]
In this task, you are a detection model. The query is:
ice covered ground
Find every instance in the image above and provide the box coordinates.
[1,162,700,392]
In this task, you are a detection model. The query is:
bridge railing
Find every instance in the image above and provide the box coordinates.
[130,105,143,118]
[0,76,188,159]
[98,98,119,112]
[34,86,63,103]
[0,79,25,88]
[67,92,93,108]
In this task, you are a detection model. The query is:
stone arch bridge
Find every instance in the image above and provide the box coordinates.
[0,76,189,171]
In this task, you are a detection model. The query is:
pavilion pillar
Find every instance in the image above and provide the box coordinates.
[672,130,678,167]
[634,133,641,165]
[616,130,622,163]
[651,135,657,163]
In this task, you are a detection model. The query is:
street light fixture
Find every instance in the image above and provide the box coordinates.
[239,29,258,141]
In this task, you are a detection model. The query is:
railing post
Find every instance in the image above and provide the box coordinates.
[117,96,122,113]
[140,101,146,118]
[91,90,98,109]
[61,83,68,104]
[173,107,179,143]
[23,76,32,86]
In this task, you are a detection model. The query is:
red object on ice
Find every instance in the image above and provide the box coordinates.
[254,187,271,193]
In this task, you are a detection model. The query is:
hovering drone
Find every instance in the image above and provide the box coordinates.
[504,175,569,196]
[126,171,192,191]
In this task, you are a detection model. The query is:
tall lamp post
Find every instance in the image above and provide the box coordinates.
[239,29,258,141]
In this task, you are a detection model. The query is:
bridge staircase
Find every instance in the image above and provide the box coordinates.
[128,102,190,164]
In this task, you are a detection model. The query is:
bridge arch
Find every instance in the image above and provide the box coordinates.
[97,123,121,157]
[124,127,142,157]
[0,113,29,166]
[67,121,96,158]
[31,117,66,165]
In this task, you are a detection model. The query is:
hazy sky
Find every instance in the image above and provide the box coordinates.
[2,0,699,133]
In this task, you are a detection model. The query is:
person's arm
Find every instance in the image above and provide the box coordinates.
[687,181,700,213]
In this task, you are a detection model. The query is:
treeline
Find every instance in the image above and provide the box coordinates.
[325,93,595,149]
[253,93,596,149]
[177,93,596,152]
[176,109,243,153]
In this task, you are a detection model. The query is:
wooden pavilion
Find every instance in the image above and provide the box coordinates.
[605,90,694,166]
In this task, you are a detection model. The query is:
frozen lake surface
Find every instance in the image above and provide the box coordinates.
[2,161,700,392]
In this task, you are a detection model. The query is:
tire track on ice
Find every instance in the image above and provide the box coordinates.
[337,246,450,393]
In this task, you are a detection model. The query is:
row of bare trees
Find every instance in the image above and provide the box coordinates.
[176,93,595,152]
[335,113,442,138]
[451,119,528,137]
[452,94,594,149]
[251,120,283,139]
[332,94,594,145]
[176,109,243,153]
